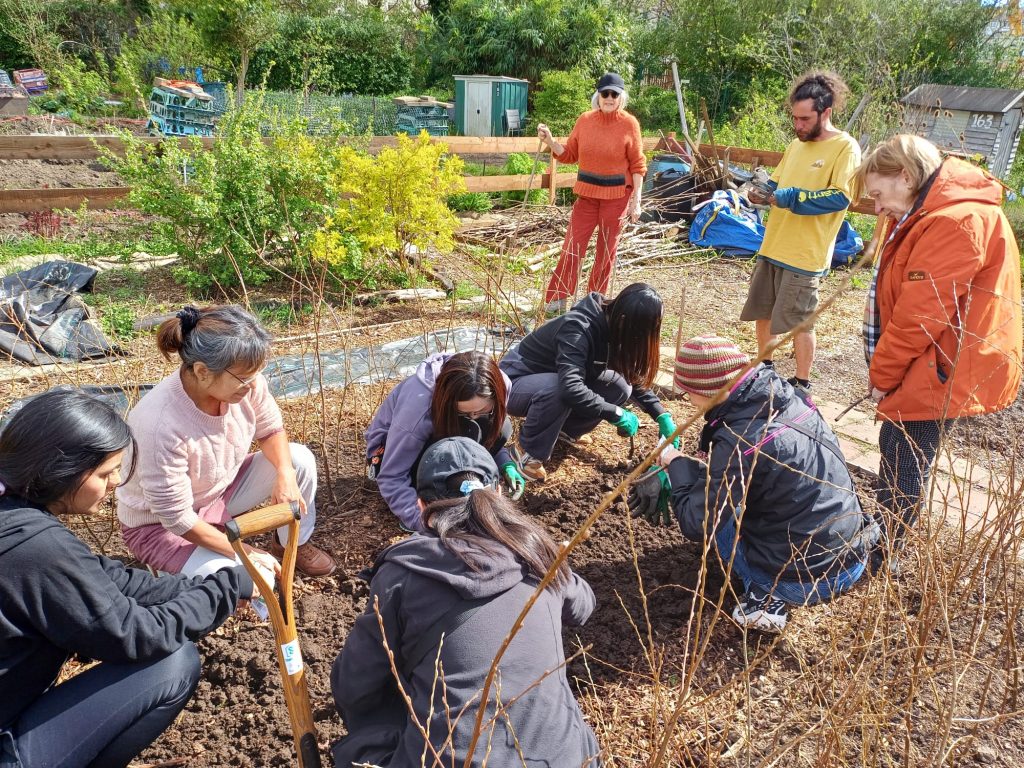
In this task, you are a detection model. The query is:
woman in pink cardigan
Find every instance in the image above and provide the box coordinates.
[117,305,336,578]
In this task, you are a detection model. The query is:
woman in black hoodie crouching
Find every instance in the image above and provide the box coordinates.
[0,390,253,768]
[331,436,601,768]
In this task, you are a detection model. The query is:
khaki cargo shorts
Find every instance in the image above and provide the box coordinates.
[740,259,820,335]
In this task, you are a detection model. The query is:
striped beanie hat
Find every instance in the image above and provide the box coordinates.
[674,335,750,397]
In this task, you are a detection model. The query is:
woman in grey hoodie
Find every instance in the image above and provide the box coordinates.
[365,351,525,531]
[332,437,601,768]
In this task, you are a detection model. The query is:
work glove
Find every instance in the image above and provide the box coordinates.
[612,408,639,437]
[627,468,673,527]
[656,413,680,449]
[502,462,526,501]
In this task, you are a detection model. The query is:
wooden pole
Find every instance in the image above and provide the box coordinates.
[548,153,557,204]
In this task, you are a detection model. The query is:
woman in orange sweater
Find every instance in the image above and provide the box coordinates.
[538,72,647,313]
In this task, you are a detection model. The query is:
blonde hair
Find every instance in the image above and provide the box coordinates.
[856,134,943,199]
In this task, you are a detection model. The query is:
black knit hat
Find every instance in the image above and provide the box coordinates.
[596,72,625,94]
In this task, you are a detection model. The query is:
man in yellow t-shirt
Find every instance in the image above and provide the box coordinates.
[741,71,861,394]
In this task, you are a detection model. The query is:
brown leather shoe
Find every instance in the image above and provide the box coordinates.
[270,539,337,578]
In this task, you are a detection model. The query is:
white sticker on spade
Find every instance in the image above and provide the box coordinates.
[281,639,303,675]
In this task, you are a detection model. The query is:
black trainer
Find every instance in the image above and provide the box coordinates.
[732,588,789,633]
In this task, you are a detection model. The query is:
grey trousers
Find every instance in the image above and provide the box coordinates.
[505,364,631,461]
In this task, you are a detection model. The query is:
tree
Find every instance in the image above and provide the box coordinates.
[180,0,279,104]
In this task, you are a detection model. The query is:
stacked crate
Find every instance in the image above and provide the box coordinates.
[13,68,48,94]
[146,78,220,137]
[394,96,452,137]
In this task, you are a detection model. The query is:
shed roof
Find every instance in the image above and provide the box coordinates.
[454,75,529,83]
[903,84,1024,113]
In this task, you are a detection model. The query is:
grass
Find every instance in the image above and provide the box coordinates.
[0,233,178,268]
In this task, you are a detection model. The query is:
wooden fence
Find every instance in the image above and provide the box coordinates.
[0,134,874,214]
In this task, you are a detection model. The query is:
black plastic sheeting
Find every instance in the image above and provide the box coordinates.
[0,261,122,365]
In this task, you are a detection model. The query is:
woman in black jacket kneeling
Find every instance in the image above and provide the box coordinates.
[500,282,677,482]
[0,390,253,768]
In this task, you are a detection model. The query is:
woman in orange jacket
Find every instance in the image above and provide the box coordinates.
[537,72,647,314]
[857,134,1022,557]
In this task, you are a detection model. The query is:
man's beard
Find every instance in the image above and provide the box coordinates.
[797,114,823,142]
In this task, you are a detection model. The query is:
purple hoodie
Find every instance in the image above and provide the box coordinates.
[365,353,512,530]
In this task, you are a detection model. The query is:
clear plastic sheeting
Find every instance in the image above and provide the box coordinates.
[264,326,516,400]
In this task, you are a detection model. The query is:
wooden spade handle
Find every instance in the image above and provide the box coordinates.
[224,501,300,542]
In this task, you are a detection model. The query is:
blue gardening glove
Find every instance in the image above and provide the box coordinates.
[656,412,680,449]
[627,468,673,526]
[502,462,525,500]
[612,408,639,437]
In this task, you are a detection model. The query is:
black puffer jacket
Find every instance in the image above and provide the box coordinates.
[331,533,600,768]
[501,292,666,422]
[666,366,877,581]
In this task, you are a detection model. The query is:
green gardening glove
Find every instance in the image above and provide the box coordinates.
[502,462,526,501]
[612,408,639,437]
[656,412,680,449]
[626,468,673,526]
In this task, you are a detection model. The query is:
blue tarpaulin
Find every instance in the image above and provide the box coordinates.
[688,190,863,266]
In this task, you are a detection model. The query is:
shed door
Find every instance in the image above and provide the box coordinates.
[465,81,491,137]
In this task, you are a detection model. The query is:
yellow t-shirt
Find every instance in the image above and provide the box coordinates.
[760,132,861,275]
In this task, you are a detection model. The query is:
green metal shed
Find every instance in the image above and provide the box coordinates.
[453,76,529,137]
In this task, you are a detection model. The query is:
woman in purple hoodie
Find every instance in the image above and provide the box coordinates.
[365,351,525,530]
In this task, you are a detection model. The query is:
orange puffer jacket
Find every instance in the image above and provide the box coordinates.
[870,158,1022,423]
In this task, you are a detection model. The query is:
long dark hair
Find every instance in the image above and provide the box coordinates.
[0,390,136,508]
[431,352,507,449]
[422,476,570,590]
[604,283,663,388]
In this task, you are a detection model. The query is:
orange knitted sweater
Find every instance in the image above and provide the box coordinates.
[555,109,647,200]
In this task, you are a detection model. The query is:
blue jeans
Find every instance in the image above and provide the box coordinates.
[714,518,865,606]
[5,644,200,768]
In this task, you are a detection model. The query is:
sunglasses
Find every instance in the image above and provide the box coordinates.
[600,90,620,99]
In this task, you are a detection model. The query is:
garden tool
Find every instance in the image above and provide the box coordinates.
[226,501,322,768]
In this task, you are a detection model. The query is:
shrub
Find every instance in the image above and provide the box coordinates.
[532,70,592,136]
[501,152,546,206]
[44,56,108,115]
[312,131,466,276]
[629,85,682,133]
[102,91,347,295]
[714,81,790,151]
[249,10,411,95]
[447,192,493,213]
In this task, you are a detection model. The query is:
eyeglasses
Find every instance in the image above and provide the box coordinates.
[600,90,620,99]
[224,369,260,388]
[458,406,494,420]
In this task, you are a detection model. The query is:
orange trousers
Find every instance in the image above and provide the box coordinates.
[545,193,630,302]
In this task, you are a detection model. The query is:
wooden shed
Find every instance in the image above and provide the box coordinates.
[901,84,1024,179]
